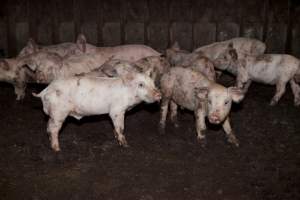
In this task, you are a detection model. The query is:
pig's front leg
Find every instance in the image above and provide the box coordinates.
[170,101,179,127]
[270,81,287,106]
[110,111,129,147]
[159,98,170,134]
[242,80,252,94]
[222,117,239,147]
[194,107,206,147]
[14,81,26,100]
[289,79,300,106]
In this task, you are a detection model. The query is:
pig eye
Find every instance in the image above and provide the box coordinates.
[224,100,230,105]
[138,82,144,88]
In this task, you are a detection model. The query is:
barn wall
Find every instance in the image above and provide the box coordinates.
[0,0,299,57]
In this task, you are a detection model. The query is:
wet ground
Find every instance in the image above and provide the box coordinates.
[0,75,300,200]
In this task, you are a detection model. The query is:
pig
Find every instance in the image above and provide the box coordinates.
[33,71,161,152]
[193,37,266,76]
[19,33,160,62]
[0,58,35,100]
[235,54,300,106]
[166,42,216,81]
[159,67,244,146]
[23,51,105,83]
[18,34,87,58]
[23,41,161,84]
[194,37,266,60]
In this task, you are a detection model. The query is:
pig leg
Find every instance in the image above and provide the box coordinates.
[194,108,206,146]
[242,80,252,94]
[222,117,239,147]
[47,117,65,152]
[270,81,287,106]
[289,79,300,106]
[14,82,26,100]
[159,98,170,134]
[110,111,128,147]
[170,101,179,127]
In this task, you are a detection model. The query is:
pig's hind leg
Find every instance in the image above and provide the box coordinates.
[270,81,287,106]
[14,82,26,100]
[110,111,128,147]
[289,78,300,106]
[47,109,69,152]
[170,101,179,127]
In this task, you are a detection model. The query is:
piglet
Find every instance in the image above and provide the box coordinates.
[236,54,300,106]
[33,70,161,152]
[160,67,244,146]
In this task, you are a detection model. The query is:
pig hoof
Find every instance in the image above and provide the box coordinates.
[173,123,179,128]
[269,100,278,106]
[119,140,129,148]
[227,136,239,147]
[197,137,207,148]
[52,145,61,152]
[294,101,300,107]
[158,125,165,135]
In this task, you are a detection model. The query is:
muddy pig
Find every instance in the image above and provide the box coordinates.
[160,67,244,146]
[193,37,266,76]
[18,34,87,58]
[236,54,300,106]
[33,70,161,152]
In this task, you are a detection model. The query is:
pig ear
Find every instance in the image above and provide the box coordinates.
[195,87,209,100]
[0,59,10,71]
[228,87,244,103]
[76,33,87,53]
[27,38,38,53]
[21,58,37,71]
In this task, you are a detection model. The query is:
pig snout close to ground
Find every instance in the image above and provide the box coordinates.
[159,67,244,147]
[235,54,300,106]
[33,71,161,152]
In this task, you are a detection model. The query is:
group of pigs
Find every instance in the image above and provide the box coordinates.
[1,34,299,152]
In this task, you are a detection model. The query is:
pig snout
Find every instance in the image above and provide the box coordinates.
[208,112,222,124]
[152,89,161,101]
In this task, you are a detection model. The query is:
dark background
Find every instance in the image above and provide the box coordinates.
[0,0,300,57]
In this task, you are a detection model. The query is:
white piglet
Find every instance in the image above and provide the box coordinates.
[236,54,300,106]
[33,71,161,152]
[160,67,244,146]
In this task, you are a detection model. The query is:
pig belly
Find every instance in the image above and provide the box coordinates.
[72,90,112,116]
[249,64,279,85]
[172,89,196,111]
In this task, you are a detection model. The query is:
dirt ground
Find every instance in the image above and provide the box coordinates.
[0,75,300,200]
